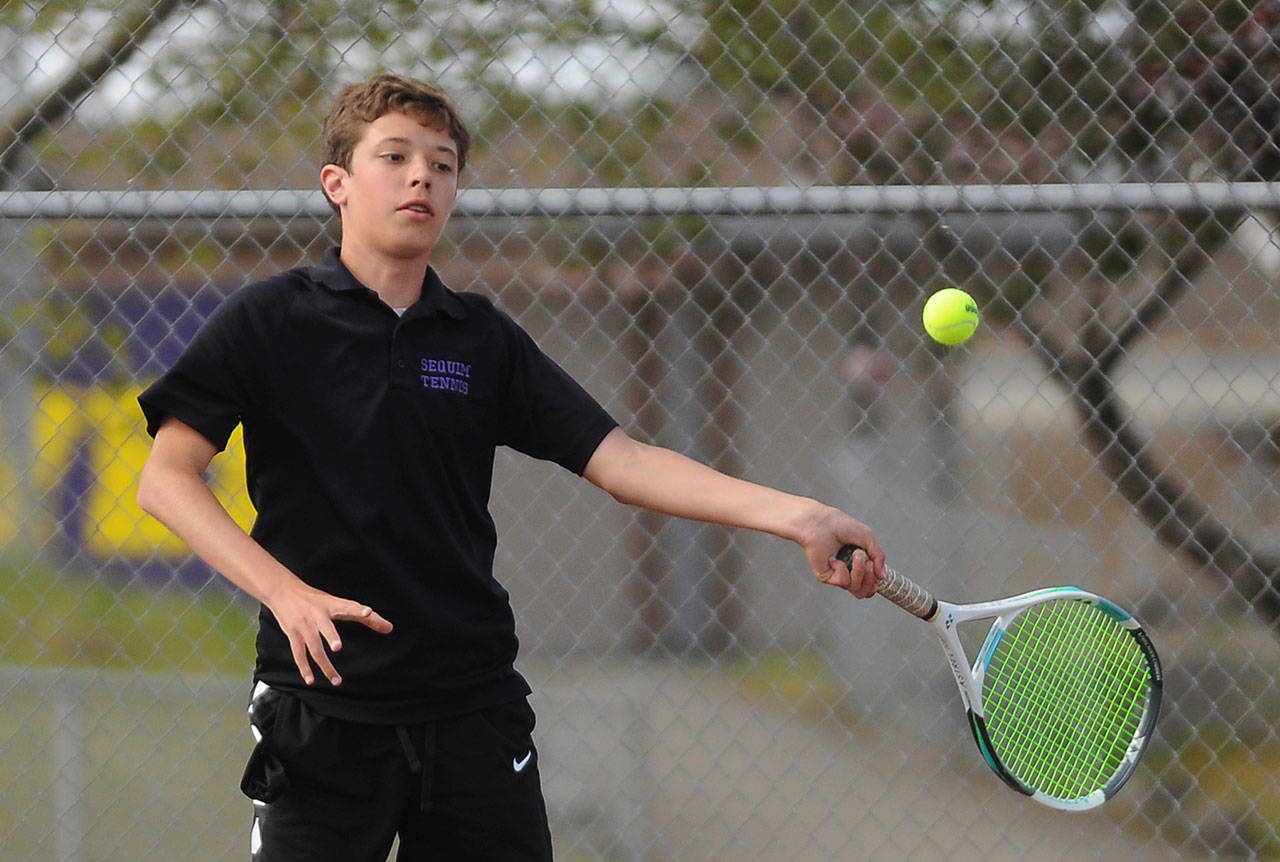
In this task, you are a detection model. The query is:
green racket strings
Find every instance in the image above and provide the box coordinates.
[980,599,1151,800]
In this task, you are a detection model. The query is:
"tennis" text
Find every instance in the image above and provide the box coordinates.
[420,357,471,394]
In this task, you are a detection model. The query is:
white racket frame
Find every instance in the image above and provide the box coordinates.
[844,550,1163,811]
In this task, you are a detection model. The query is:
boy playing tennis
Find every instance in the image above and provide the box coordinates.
[137,74,884,861]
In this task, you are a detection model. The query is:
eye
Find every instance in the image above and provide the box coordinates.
[382,152,406,163]
[434,161,455,173]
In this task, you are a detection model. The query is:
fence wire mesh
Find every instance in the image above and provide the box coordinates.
[2,1,1280,859]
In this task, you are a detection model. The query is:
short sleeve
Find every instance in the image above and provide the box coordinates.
[137,286,271,451]
[496,312,618,474]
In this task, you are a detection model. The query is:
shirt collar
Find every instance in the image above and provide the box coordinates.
[311,247,468,321]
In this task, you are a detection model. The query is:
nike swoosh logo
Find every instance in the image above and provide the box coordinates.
[513,750,533,772]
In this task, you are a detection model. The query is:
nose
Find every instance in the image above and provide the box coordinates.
[409,157,430,188]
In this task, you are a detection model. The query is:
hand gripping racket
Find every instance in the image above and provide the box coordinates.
[837,545,1162,810]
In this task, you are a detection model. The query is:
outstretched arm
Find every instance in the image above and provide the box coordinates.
[136,417,393,686]
[582,428,884,597]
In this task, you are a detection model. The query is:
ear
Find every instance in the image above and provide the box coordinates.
[320,163,349,208]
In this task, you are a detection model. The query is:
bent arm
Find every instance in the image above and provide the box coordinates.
[137,417,391,685]
[582,427,884,596]
[138,418,290,603]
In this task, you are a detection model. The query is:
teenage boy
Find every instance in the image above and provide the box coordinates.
[137,74,884,862]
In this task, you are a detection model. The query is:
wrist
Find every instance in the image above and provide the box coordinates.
[249,561,306,610]
[780,497,829,546]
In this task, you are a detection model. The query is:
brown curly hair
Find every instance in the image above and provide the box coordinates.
[321,74,471,209]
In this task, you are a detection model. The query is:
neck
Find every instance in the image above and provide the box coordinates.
[339,245,430,308]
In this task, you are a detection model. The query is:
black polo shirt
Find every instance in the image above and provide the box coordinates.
[139,248,618,723]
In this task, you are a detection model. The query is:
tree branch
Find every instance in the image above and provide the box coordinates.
[1011,211,1280,629]
[1073,368,1280,623]
[1098,212,1237,375]
[0,0,192,181]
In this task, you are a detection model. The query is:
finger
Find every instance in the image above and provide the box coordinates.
[852,568,877,598]
[858,552,880,597]
[288,637,316,687]
[332,603,394,634]
[842,547,878,599]
[303,630,342,687]
[839,541,885,586]
[858,537,886,579]
[833,545,866,576]
[317,617,343,654]
[816,559,850,589]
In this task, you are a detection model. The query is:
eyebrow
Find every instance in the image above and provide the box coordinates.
[374,136,458,159]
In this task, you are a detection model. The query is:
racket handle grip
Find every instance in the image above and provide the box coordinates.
[877,567,938,620]
[836,545,938,620]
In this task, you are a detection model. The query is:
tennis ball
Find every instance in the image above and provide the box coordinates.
[922,288,979,346]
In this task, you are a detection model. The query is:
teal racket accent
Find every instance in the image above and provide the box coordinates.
[976,596,1161,807]
[835,545,1162,810]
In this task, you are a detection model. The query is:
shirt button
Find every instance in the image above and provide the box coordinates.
[396,359,406,369]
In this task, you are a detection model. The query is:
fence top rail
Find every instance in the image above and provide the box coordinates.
[3,182,1280,221]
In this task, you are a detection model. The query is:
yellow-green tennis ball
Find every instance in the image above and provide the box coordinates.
[922,288,979,346]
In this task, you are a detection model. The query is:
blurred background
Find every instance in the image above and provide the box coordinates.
[1,1,1279,859]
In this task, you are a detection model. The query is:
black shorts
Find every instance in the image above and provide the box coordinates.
[240,684,553,861]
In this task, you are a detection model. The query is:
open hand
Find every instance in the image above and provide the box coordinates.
[265,581,393,686]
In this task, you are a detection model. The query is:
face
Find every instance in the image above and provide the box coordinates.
[321,111,460,264]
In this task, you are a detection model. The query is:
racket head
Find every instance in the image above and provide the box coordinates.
[962,588,1162,810]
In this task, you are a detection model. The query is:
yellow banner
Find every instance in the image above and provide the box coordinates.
[28,381,255,559]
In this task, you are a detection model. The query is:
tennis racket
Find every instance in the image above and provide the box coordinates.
[837,545,1162,810]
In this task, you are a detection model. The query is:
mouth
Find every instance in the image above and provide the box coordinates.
[399,202,434,217]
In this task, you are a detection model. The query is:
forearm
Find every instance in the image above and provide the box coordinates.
[138,417,392,685]
[137,440,297,607]
[585,428,885,595]
[586,429,829,542]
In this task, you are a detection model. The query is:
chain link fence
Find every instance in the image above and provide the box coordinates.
[2,1,1279,859]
